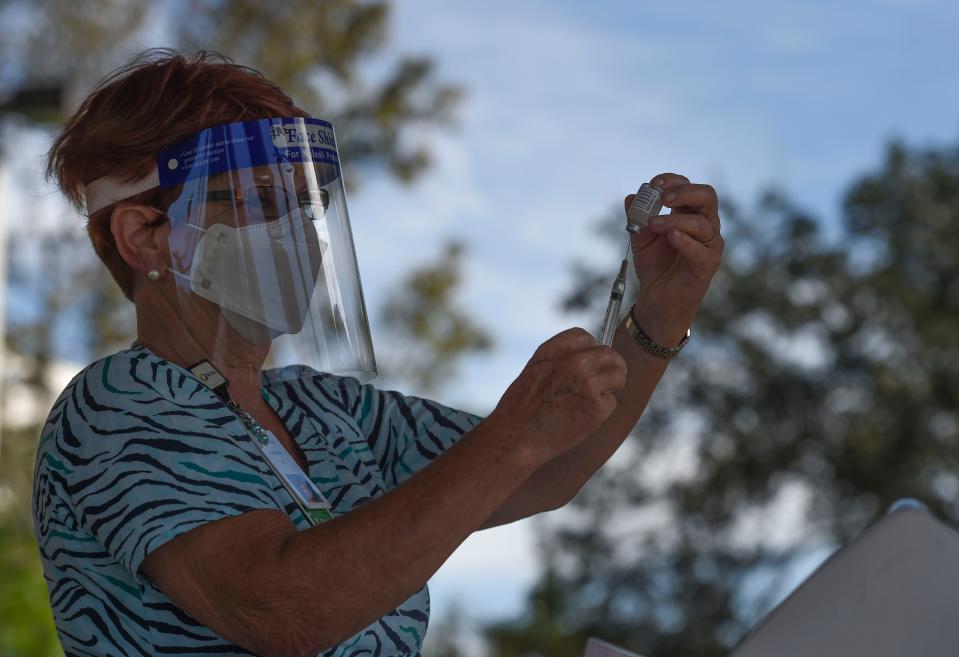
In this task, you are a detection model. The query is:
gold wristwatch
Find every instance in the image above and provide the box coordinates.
[624,308,690,359]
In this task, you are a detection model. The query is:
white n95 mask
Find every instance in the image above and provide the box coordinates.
[175,207,327,343]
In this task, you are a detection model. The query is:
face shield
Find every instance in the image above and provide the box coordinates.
[85,118,377,382]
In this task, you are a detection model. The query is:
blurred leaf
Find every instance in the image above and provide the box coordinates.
[0,423,63,657]
[0,2,470,653]
[487,137,959,657]
[379,241,493,395]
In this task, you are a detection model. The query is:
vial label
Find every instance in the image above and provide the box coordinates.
[633,184,661,212]
[626,183,664,232]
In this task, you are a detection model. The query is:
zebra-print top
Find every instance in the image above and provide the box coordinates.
[32,344,481,657]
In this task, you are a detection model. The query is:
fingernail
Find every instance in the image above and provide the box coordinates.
[665,192,677,202]
[672,229,684,239]
[649,216,666,227]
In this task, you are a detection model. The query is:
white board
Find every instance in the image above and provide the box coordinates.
[584,637,646,657]
[730,506,959,657]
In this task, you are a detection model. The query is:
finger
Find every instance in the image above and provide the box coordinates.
[661,183,719,221]
[573,348,627,395]
[532,327,597,362]
[588,345,628,372]
[665,228,723,274]
[592,352,629,394]
[563,344,623,373]
[649,173,690,191]
[594,367,628,395]
[646,213,717,244]
[577,346,628,377]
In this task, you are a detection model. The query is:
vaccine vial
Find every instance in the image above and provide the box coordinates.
[626,182,664,234]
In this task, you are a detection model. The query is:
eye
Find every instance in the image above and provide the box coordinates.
[251,185,287,218]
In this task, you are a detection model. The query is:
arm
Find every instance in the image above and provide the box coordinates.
[480,319,674,528]
[144,417,534,657]
[141,330,626,657]
[481,174,723,528]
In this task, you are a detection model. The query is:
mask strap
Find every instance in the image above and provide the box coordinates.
[169,222,209,284]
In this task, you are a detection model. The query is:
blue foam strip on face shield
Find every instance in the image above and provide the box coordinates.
[156,117,340,189]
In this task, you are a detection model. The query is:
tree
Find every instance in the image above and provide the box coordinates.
[379,241,493,395]
[422,601,470,657]
[485,137,959,657]
[0,424,62,657]
[0,3,486,655]
[0,0,459,187]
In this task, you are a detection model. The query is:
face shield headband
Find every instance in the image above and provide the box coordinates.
[83,117,378,382]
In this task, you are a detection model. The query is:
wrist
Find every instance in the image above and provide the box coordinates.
[478,412,544,473]
[629,304,691,347]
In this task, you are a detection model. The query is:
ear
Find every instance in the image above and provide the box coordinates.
[110,204,169,274]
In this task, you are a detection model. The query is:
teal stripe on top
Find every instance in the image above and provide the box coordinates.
[33,345,482,657]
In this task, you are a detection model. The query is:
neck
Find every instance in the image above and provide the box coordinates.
[134,283,270,405]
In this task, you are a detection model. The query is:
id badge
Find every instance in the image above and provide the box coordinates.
[258,431,334,523]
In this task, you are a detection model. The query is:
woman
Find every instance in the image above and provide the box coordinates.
[33,50,723,657]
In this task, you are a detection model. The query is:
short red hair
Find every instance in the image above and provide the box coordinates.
[47,49,309,300]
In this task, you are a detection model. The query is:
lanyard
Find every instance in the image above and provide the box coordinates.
[188,360,333,526]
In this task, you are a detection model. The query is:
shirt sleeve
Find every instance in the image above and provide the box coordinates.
[60,353,284,583]
[345,379,484,490]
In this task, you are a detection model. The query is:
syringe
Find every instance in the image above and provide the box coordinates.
[599,257,629,346]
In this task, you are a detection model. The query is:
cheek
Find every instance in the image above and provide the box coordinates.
[166,225,195,271]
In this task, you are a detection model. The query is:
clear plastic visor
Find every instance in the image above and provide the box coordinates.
[160,118,376,383]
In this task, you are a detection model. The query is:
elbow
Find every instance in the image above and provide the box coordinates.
[239,590,374,657]
[543,486,580,512]
[289,628,355,657]
[548,486,580,512]
[240,616,338,657]
[284,624,373,657]
[533,494,573,517]
[209,581,340,657]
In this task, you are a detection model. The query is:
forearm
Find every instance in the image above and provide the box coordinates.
[482,312,686,526]
[272,415,537,654]
[482,172,722,526]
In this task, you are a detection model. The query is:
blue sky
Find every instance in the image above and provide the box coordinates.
[343,0,959,645]
[3,0,959,652]
[355,0,959,404]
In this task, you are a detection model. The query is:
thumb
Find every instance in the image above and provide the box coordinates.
[530,328,596,363]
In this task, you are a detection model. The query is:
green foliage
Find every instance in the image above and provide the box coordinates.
[422,602,469,657]
[486,138,959,657]
[485,568,593,657]
[0,3,475,655]
[0,0,461,187]
[380,241,493,394]
[0,521,62,657]
[177,0,461,186]
[0,424,63,657]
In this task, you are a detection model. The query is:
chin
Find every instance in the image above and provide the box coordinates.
[222,310,282,345]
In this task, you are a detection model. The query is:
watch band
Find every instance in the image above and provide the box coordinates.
[624,308,690,359]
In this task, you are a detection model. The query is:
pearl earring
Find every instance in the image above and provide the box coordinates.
[147,269,161,281]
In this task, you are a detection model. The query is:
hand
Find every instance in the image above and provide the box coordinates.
[488,328,627,469]
[626,173,724,345]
